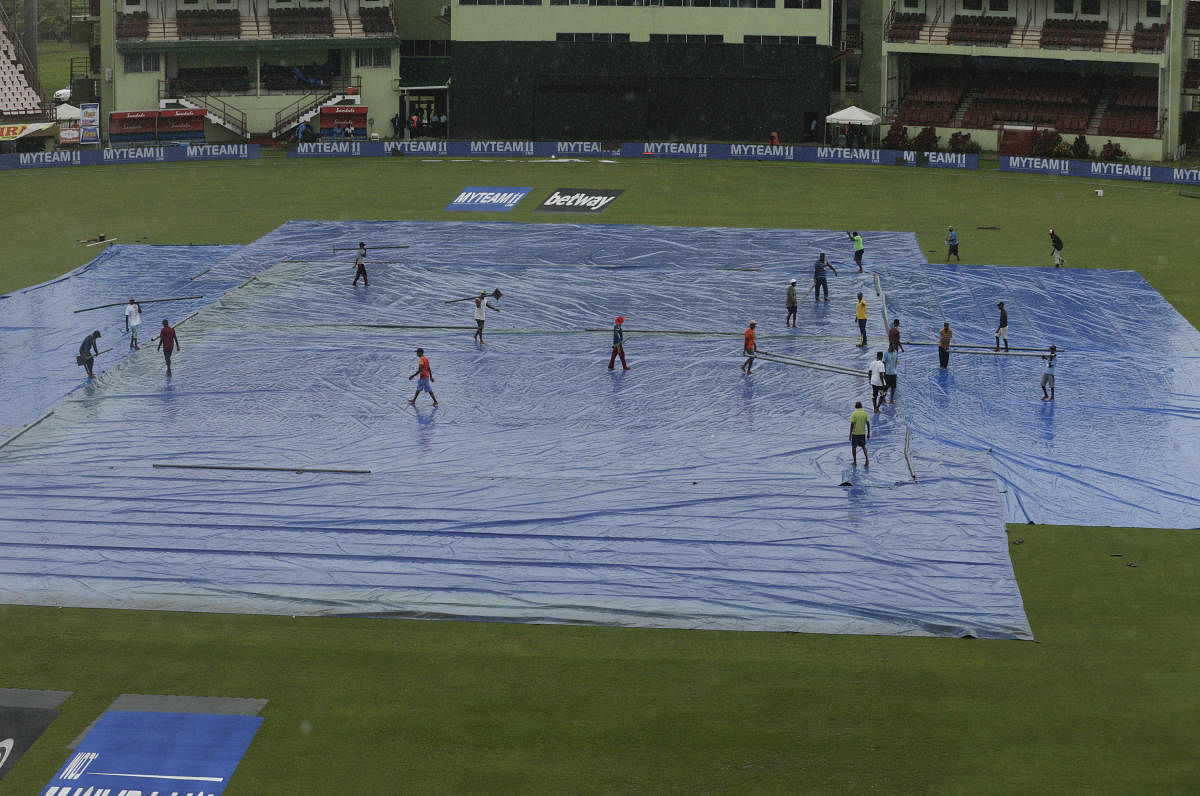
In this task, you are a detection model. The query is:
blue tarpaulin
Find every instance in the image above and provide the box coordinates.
[3,221,1198,638]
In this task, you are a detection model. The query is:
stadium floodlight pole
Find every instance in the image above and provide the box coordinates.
[73,296,204,313]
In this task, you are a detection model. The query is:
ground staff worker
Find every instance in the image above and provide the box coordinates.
[813,254,837,302]
[786,279,798,328]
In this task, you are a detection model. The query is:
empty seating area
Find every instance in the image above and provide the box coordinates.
[887,13,925,42]
[1039,18,1107,50]
[1187,1,1200,29]
[116,11,149,39]
[896,69,967,126]
[1,20,43,117]
[1099,108,1157,136]
[172,66,250,94]
[260,62,338,91]
[946,15,1015,46]
[358,6,394,34]
[1185,59,1200,90]
[176,9,241,38]
[1131,22,1167,52]
[267,7,333,37]
[960,70,1099,133]
[1100,76,1159,137]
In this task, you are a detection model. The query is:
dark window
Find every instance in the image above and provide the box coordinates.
[903,0,918,6]
[1145,0,1161,16]
[1052,0,1072,12]
[354,48,391,67]
[123,52,159,72]
[1080,0,1099,11]
[988,0,1007,10]
[961,0,982,9]
[400,39,450,55]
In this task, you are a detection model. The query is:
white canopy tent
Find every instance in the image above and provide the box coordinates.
[823,105,883,148]
[54,104,81,121]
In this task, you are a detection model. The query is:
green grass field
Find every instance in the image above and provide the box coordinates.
[2,156,1198,792]
[35,41,80,104]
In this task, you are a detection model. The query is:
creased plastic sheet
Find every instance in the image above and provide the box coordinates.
[0,244,241,432]
[0,324,1028,638]
[4,219,1195,636]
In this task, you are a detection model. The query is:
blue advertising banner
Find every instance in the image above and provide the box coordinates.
[0,144,259,170]
[43,711,262,796]
[288,140,617,158]
[79,102,100,145]
[446,186,532,211]
[998,156,1200,185]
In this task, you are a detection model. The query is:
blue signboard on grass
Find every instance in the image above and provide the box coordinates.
[43,711,262,796]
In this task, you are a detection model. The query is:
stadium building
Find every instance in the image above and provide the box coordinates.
[8,0,1193,156]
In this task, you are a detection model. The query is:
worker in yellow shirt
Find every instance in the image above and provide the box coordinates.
[855,292,868,347]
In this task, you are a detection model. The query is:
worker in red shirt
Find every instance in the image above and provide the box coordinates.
[156,318,180,378]
[407,347,438,406]
[741,320,757,374]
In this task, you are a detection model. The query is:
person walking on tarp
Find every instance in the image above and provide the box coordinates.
[353,242,369,287]
[888,318,904,353]
[472,289,500,343]
[741,320,757,374]
[996,302,1010,352]
[78,329,101,379]
[608,316,630,370]
[869,351,887,412]
[850,401,871,467]
[1041,345,1057,401]
[847,231,865,272]
[813,253,837,302]
[1049,228,1065,268]
[124,297,142,351]
[883,342,899,404]
[938,321,953,369]
[855,293,868,347]
[785,278,798,328]
[408,347,438,406]
[945,225,959,262]
[157,319,180,378]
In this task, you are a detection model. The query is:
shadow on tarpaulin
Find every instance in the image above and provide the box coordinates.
[1,220,1197,638]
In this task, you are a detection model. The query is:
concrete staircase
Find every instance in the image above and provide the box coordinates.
[1087,90,1113,135]
[951,88,978,127]
[161,95,247,139]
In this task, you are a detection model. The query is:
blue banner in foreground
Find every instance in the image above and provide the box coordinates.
[44,711,262,795]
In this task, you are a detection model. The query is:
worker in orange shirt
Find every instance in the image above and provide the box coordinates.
[741,320,757,374]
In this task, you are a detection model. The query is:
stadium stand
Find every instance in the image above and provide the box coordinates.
[172,66,252,94]
[116,11,149,39]
[176,9,241,38]
[886,12,925,42]
[1187,1,1200,29]
[958,69,1101,134]
[267,7,334,37]
[896,69,968,126]
[260,61,338,91]
[1186,59,1200,90]
[1099,75,1160,137]
[1039,18,1107,50]
[358,6,394,34]
[0,15,45,118]
[1131,22,1168,53]
[946,15,1016,46]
